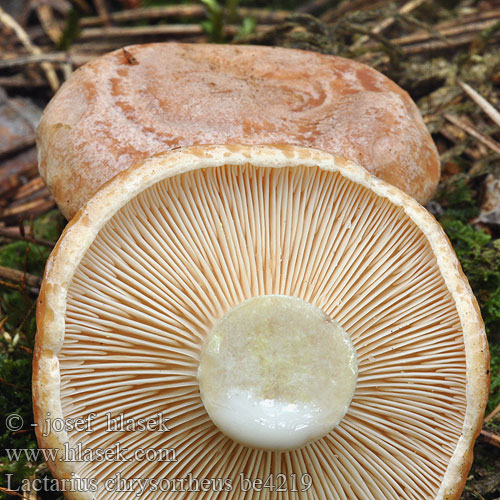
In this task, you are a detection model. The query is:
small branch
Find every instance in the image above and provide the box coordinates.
[19,345,33,355]
[357,17,500,62]
[360,30,500,65]
[36,4,63,44]
[80,5,289,26]
[14,177,48,201]
[79,23,204,39]
[0,487,24,499]
[323,0,389,23]
[0,137,35,161]
[0,76,48,88]
[1,198,56,224]
[439,124,483,161]
[81,4,204,25]
[485,402,500,423]
[78,23,271,40]
[0,52,94,70]
[0,149,39,196]
[480,429,500,448]
[70,0,92,12]
[391,17,500,47]
[459,80,500,129]
[93,0,111,26]
[342,21,403,62]
[402,31,500,55]
[443,113,500,157]
[61,61,73,81]
[352,0,427,49]
[438,7,500,29]
[0,265,41,289]
[0,6,59,92]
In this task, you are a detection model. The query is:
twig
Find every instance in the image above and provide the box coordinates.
[0,487,24,499]
[36,4,63,44]
[93,0,111,26]
[79,23,206,39]
[78,23,271,40]
[352,0,427,49]
[459,81,500,129]
[359,17,500,63]
[19,345,33,355]
[1,198,55,223]
[480,429,500,448]
[323,0,390,22]
[438,7,500,29]
[81,4,204,25]
[0,76,48,88]
[0,148,39,188]
[342,21,403,61]
[474,18,500,53]
[70,0,91,12]
[439,125,483,161]
[391,18,499,47]
[0,137,36,161]
[361,30,500,59]
[0,227,55,248]
[485,402,500,423]
[61,61,73,81]
[0,265,41,289]
[80,5,289,26]
[0,6,59,92]
[232,7,289,24]
[14,178,48,201]
[443,113,500,157]
[0,52,94,70]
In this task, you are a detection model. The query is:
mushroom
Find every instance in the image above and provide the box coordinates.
[36,43,440,219]
[34,145,488,500]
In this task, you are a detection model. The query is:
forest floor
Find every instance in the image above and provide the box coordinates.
[1,0,500,498]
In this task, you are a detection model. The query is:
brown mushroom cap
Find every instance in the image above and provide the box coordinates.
[34,145,486,500]
[37,43,440,219]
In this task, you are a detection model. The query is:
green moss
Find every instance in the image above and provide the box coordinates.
[0,351,39,492]
[0,291,36,343]
[32,210,65,243]
[435,175,479,222]
[489,343,500,414]
[0,242,49,276]
[439,219,500,333]
[434,174,500,415]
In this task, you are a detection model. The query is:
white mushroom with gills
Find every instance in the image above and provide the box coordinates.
[34,145,488,500]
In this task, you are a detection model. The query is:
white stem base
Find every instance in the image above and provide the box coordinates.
[198,295,358,451]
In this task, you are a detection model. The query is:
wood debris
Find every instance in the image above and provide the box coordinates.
[1,2,500,499]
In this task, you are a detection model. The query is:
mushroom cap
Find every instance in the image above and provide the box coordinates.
[36,43,440,219]
[34,145,486,500]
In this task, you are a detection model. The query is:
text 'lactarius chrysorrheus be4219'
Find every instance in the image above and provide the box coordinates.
[34,145,488,500]
[36,43,440,220]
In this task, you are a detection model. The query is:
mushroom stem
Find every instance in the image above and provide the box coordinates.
[197,295,358,451]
